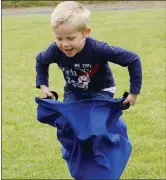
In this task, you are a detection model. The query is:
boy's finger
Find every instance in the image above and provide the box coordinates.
[123,99,129,104]
[47,92,56,99]
[47,92,54,97]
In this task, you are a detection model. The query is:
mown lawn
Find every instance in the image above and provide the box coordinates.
[2,8,166,179]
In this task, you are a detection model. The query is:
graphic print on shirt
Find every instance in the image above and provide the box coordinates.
[77,69,90,89]
[60,64,94,90]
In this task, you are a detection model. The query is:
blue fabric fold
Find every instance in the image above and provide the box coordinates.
[35,97,132,179]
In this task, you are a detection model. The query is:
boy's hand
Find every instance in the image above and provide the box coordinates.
[40,85,55,99]
[123,93,138,106]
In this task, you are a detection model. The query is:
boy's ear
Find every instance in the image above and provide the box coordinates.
[83,27,91,37]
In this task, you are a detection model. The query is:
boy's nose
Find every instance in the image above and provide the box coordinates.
[62,41,70,48]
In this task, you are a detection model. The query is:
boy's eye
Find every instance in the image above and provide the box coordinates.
[68,37,75,40]
[57,38,62,41]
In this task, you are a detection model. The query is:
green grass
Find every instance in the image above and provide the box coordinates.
[2,0,110,9]
[2,1,58,8]
[2,8,166,179]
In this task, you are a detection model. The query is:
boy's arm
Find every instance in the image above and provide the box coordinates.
[100,43,142,105]
[36,53,50,88]
[36,43,57,97]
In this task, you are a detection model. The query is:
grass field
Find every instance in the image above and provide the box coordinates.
[2,0,105,8]
[2,8,166,179]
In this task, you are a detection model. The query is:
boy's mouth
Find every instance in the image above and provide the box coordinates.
[63,48,73,55]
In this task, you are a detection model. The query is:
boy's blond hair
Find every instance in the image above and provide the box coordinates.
[50,1,91,31]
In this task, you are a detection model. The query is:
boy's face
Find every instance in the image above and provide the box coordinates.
[52,24,91,57]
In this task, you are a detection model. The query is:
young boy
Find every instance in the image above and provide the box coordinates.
[36,1,142,104]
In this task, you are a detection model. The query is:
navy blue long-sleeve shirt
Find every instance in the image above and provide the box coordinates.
[36,37,142,94]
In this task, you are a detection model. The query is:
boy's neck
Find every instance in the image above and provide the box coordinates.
[76,37,88,55]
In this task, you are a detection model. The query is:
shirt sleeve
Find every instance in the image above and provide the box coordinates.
[36,43,57,88]
[100,43,142,94]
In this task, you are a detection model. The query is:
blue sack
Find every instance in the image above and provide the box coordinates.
[35,95,132,180]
